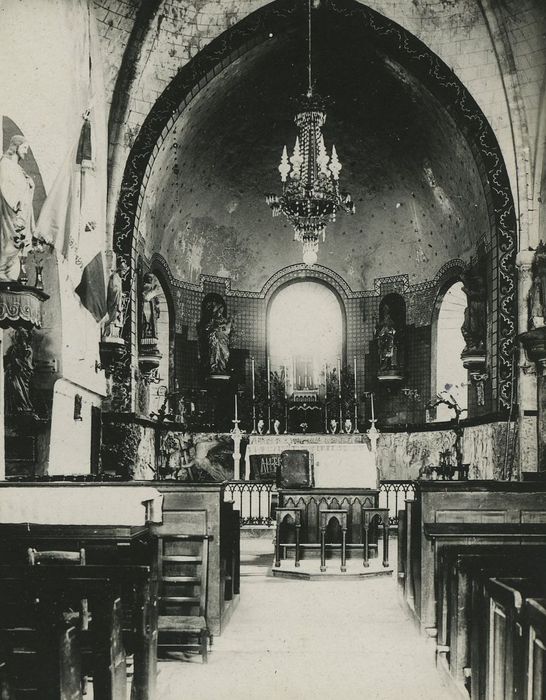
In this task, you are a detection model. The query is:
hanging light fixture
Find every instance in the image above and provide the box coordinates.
[266,0,354,266]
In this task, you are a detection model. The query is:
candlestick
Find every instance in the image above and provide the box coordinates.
[251,357,255,400]
[371,393,375,422]
[267,357,271,399]
[353,356,357,399]
[337,358,341,398]
[234,393,238,422]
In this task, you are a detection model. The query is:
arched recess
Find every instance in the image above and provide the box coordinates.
[378,293,406,372]
[146,269,175,417]
[430,280,468,422]
[267,278,345,394]
[113,0,517,413]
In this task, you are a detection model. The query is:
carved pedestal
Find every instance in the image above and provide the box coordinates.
[520,328,546,471]
[461,349,488,407]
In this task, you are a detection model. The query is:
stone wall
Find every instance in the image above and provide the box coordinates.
[377,421,517,481]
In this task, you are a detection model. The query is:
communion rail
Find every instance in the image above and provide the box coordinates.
[224,480,415,528]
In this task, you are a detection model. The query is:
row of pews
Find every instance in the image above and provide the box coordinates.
[0,481,241,698]
[398,479,546,699]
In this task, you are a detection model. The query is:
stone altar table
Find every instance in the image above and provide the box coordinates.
[244,433,377,487]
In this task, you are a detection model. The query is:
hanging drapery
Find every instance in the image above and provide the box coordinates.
[34,0,107,322]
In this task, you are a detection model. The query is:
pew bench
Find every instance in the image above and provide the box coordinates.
[0,563,156,700]
[434,547,546,697]
[407,480,546,632]
[523,597,546,700]
[484,577,546,700]
[469,570,546,700]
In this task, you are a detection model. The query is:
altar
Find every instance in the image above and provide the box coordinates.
[244,433,377,488]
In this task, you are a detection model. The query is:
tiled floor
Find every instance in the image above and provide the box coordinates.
[157,535,451,699]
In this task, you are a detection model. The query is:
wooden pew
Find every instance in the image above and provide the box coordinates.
[436,544,546,688]
[523,597,546,700]
[468,570,545,700]
[0,564,155,700]
[484,577,546,700]
[145,481,239,636]
[405,480,546,633]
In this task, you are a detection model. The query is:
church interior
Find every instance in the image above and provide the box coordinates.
[0,0,545,697]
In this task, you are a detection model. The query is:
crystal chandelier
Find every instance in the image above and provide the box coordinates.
[266,0,354,266]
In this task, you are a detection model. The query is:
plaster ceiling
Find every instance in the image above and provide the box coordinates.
[140,10,489,291]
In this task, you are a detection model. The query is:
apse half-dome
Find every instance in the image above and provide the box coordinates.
[138,7,489,292]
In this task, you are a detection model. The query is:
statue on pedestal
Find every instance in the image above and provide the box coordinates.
[528,242,546,329]
[4,327,35,415]
[376,304,398,372]
[198,293,232,376]
[103,267,124,340]
[141,273,161,340]
[0,136,35,282]
[461,270,486,353]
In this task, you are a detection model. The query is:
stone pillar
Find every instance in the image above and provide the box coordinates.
[516,251,538,472]
[520,327,546,471]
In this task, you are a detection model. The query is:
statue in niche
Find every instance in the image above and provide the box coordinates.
[460,270,486,353]
[4,328,36,415]
[198,293,232,376]
[528,242,546,329]
[376,304,399,372]
[103,266,124,340]
[141,273,161,340]
[0,135,35,282]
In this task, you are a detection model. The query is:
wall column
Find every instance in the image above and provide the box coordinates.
[516,250,538,472]
[520,327,546,472]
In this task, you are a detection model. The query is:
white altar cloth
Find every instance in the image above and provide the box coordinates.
[244,434,377,488]
[0,486,163,525]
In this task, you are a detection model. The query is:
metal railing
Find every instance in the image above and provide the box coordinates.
[225,479,415,528]
[378,480,415,525]
[224,481,276,527]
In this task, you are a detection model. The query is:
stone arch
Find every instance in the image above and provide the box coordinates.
[113,0,517,412]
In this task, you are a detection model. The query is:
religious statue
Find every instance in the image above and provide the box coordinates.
[4,328,36,415]
[141,273,161,340]
[376,304,398,372]
[257,419,265,435]
[460,270,486,353]
[0,135,35,282]
[528,242,546,329]
[329,418,338,435]
[273,418,281,435]
[344,418,353,434]
[104,267,124,340]
[197,293,232,376]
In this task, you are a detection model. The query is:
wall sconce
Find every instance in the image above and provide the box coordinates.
[73,394,83,421]
[402,388,420,400]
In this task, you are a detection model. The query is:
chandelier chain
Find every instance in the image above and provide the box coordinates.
[308,0,312,96]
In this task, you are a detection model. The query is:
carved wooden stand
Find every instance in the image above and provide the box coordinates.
[362,507,390,568]
[320,509,348,573]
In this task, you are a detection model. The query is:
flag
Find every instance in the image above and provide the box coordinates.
[35,117,106,321]
[34,3,107,322]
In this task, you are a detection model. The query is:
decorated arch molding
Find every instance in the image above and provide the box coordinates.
[113,0,517,412]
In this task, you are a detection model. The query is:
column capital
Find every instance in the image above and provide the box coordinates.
[520,327,546,365]
[516,249,535,269]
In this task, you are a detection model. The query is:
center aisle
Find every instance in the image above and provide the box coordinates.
[157,536,451,700]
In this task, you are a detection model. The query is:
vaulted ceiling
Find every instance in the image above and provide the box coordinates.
[139,8,489,291]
